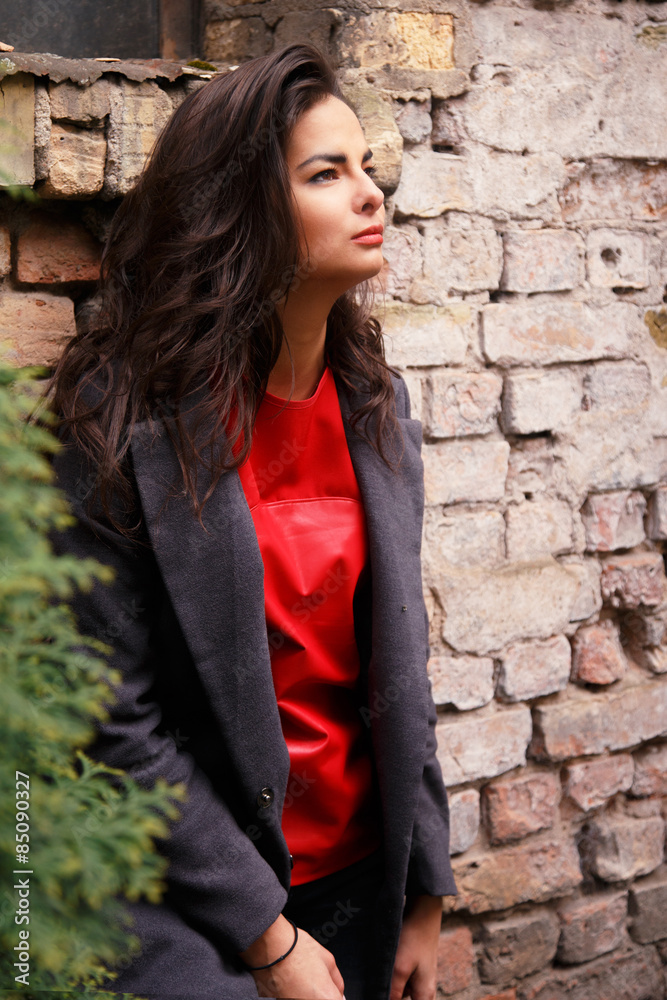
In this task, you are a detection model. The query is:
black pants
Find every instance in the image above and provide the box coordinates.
[282,848,386,1000]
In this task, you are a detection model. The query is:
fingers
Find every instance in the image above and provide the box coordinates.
[389,968,409,1000]
[321,945,345,997]
[400,970,437,1000]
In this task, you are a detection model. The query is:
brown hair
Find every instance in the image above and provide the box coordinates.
[46,43,399,535]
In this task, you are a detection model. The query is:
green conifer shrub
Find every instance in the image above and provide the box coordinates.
[0,359,186,997]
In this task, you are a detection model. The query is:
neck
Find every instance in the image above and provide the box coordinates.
[267,280,339,401]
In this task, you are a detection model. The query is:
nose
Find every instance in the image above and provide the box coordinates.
[356,170,385,215]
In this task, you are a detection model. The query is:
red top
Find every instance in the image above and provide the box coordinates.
[236,366,380,883]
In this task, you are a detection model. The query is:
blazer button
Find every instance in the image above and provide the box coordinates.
[289,854,294,869]
[257,787,274,808]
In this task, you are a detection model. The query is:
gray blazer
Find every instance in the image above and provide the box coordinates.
[51,371,456,1000]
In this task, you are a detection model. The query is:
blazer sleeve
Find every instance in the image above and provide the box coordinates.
[392,374,458,898]
[49,435,289,955]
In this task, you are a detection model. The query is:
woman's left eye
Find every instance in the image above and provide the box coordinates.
[311,168,338,182]
[310,164,377,183]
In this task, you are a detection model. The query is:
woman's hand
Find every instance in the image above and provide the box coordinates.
[239,914,345,999]
[389,894,442,1000]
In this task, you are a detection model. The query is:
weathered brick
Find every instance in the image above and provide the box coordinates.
[629,867,667,943]
[16,214,102,283]
[580,491,647,552]
[436,925,474,995]
[0,73,34,186]
[438,560,580,656]
[342,83,403,195]
[563,754,634,812]
[587,229,650,290]
[402,371,423,422]
[555,420,660,498]
[505,500,573,561]
[583,361,651,414]
[464,7,667,160]
[482,992,516,1000]
[566,559,603,623]
[394,148,565,223]
[622,610,667,676]
[506,437,557,499]
[561,158,667,223]
[423,440,509,505]
[448,788,480,855]
[436,704,532,786]
[428,654,495,711]
[531,676,667,762]
[580,814,665,883]
[204,18,271,61]
[425,371,502,438]
[421,226,504,297]
[648,487,667,541]
[41,122,106,198]
[479,908,560,983]
[482,302,636,368]
[571,621,627,686]
[631,743,667,798]
[601,552,666,609]
[394,150,468,219]
[557,891,628,964]
[423,508,505,573]
[446,836,582,915]
[339,12,455,70]
[0,226,10,276]
[0,289,75,367]
[104,79,173,197]
[482,772,560,845]
[380,224,422,300]
[497,635,571,702]
[382,302,469,368]
[395,99,432,144]
[501,369,582,435]
[517,943,664,1000]
[273,8,338,54]
[501,230,585,293]
[49,78,110,125]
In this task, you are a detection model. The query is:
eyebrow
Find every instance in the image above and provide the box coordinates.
[296,149,374,170]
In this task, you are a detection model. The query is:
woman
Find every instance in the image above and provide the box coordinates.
[48,43,456,1000]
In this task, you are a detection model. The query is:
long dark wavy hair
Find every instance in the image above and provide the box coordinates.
[47,43,399,535]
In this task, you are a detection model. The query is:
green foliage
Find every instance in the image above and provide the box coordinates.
[0,359,186,996]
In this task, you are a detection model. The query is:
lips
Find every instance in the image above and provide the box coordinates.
[352,225,384,238]
[351,224,384,245]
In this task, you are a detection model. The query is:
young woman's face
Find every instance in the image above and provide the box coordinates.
[285,95,385,293]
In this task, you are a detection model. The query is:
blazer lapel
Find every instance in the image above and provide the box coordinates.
[129,400,291,822]
[336,378,430,868]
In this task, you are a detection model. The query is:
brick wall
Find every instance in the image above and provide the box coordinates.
[1,2,666,997]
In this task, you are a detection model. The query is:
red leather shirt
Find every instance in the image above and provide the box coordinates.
[237,366,380,883]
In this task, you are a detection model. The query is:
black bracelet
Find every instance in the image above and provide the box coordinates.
[242,918,298,971]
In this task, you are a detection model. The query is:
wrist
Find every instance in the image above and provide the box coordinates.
[239,914,295,969]
[404,893,443,920]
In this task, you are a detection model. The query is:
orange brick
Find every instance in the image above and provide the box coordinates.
[17,213,101,284]
[0,289,75,366]
[437,925,473,995]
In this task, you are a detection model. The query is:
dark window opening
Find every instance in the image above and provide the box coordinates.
[1,0,202,62]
